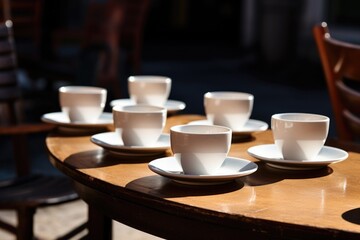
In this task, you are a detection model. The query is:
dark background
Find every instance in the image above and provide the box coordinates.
[1,0,360,178]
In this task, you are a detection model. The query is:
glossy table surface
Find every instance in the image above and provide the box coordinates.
[46,114,360,240]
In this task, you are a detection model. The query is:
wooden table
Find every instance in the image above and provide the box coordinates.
[46,114,360,240]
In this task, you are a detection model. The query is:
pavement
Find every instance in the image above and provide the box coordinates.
[0,200,162,240]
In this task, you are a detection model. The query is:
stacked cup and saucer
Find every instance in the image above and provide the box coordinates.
[110,76,186,115]
[91,76,173,157]
[188,91,268,140]
[148,124,258,185]
[41,86,112,133]
[248,113,348,170]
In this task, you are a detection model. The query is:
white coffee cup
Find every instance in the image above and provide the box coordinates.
[170,124,232,175]
[59,86,107,123]
[113,104,167,146]
[271,113,330,161]
[128,75,172,107]
[204,91,254,130]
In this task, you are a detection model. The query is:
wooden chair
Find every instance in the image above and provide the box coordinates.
[313,22,360,142]
[0,20,86,240]
[53,0,150,74]
[0,0,43,66]
[118,0,151,74]
[26,0,125,98]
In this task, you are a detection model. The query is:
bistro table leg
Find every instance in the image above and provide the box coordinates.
[87,205,112,240]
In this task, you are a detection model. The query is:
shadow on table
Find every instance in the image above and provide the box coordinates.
[126,175,245,198]
[342,208,360,225]
[64,150,333,197]
[232,135,256,143]
[64,149,164,169]
[242,162,333,186]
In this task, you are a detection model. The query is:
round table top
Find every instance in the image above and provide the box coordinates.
[46,114,360,239]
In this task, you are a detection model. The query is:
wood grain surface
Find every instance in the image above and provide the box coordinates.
[46,114,360,239]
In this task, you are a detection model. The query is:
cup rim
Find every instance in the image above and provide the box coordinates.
[59,86,106,94]
[272,113,329,122]
[113,104,166,113]
[204,91,254,100]
[128,75,171,83]
[170,124,232,135]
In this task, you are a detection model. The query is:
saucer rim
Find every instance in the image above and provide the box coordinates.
[41,112,113,128]
[91,132,171,153]
[148,156,258,183]
[187,119,268,134]
[247,144,348,166]
[110,98,186,112]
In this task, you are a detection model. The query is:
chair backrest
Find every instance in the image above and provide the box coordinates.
[313,22,360,141]
[121,0,150,73]
[120,0,150,44]
[0,0,42,57]
[0,20,21,125]
[0,19,53,174]
[79,1,124,97]
[0,20,31,178]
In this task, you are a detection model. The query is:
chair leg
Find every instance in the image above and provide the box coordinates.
[17,207,36,240]
[56,221,87,240]
[0,218,17,235]
[87,205,112,240]
[12,134,31,177]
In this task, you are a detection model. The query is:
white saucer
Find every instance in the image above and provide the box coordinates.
[91,132,170,155]
[247,144,348,170]
[41,112,113,128]
[110,99,186,114]
[148,156,258,185]
[187,119,268,135]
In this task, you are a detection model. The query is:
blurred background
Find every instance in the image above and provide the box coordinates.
[1,0,360,238]
[0,0,360,176]
[3,0,360,124]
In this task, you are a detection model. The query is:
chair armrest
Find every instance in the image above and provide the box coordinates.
[0,122,55,135]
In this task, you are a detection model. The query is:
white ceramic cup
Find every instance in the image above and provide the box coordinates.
[59,86,107,123]
[113,104,167,146]
[204,91,254,130]
[271,113,330,161]
[170,124,232,175]
[128,75,172,107]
